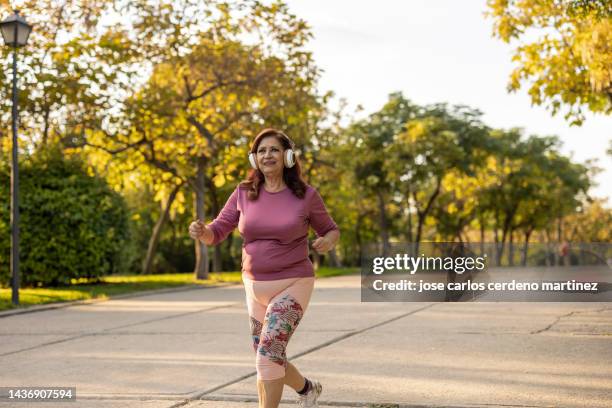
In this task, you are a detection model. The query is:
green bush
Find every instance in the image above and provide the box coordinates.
[0,147,132,287]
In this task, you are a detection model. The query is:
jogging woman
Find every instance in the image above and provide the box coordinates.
[188,128,340,408]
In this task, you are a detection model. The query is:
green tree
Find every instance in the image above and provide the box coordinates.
[0,0,142,148]
[65,1,323,278]
[564,198,612,242]
[481,130,590,264]
[486,0,612,125]
[346,92,419,255]
[0,146,131,287]
[384,104,489,253]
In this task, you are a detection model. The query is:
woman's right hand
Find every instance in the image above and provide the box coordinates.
[189,220,212,244]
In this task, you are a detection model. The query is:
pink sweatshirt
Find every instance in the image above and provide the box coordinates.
[207,184,339,281]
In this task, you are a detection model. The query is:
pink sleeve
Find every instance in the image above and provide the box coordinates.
[207,187,240,246]
[308,188,339,237]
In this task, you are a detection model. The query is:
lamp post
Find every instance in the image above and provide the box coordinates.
[0,10,32,306]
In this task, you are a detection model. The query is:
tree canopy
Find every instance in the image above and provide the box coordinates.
[486,0,612,125]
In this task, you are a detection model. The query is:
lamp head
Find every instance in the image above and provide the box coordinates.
[0,10,32,47]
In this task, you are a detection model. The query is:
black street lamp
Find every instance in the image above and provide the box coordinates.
[0,10,32,306]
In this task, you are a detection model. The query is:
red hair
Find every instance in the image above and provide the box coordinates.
[240,128,307,200]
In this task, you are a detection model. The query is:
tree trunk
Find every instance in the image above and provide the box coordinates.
[329,248,342,267]
[479,216,485,257]
[497,205,517,267]
[521,229,532,266]
[142,182,183,274]
[194,156,209,279]
[376,190,390,256]
[208,179,222,272]
[42,106,50,146]
[494,208,501,266]
[414,212,425,257]
[413,179,441,256]
[545,228,555,266]
[311,250,320,271]
[557,216,568,266]
[405,193,416,257]
[508,229,514,266]
[355,213,363,266]
[406,191,413,243]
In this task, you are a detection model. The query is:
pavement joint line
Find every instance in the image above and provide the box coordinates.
[173,393,554,408]
[0,276,357,355]
[0,281,242,319]
[0,303,236,357]
[37,391,557,408]
[70,395,188,401]
[166,303,438,408]
[67,392,195,401]
[100,303,236,332]
[286,303,437,362]
[3,328,343,336]
[530,306,612,334]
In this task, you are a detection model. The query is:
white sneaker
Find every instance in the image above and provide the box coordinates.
[297,379,322,408]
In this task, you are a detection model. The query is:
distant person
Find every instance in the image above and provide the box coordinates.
[189,128,340,408]
[559,241,570,265]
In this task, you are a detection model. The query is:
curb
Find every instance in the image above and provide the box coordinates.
[0,281,242,319]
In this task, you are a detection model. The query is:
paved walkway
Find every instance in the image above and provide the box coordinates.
[1,274,610,407]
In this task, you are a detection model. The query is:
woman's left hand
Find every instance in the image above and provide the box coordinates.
[312,236,334,253]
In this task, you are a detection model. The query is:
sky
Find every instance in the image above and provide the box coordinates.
[285,0,611,201]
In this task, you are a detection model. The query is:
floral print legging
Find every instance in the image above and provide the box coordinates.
[242,275,315,380]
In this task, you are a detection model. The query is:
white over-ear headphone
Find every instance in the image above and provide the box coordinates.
[248,131,296,170]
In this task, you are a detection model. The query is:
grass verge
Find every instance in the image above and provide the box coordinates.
[0,267,359,312]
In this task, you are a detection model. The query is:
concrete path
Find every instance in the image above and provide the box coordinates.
[1,274,610,408]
